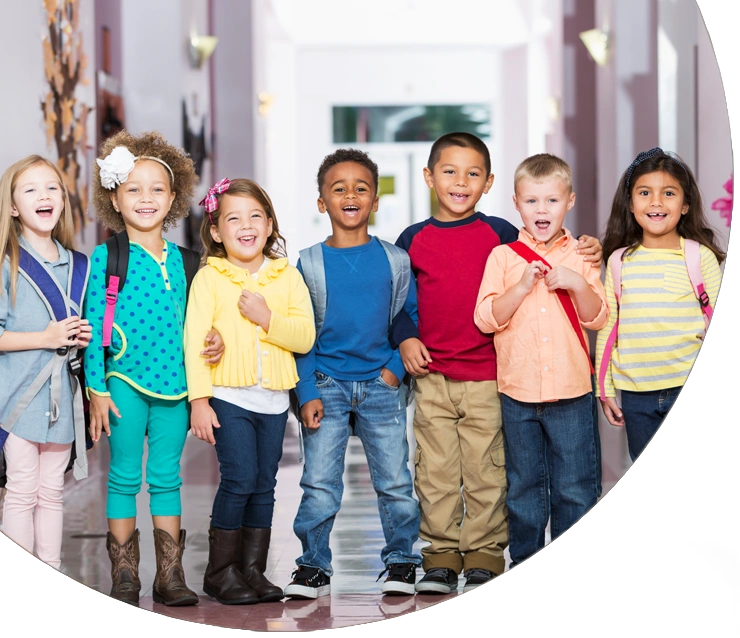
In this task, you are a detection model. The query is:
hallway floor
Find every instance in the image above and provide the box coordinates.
[1,413,626,632]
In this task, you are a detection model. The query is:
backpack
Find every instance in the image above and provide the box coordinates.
[507,241,595,374]
[597,239,713,401]
[290,238,413,445]
[0,246,91,483]
[102,231,201,347]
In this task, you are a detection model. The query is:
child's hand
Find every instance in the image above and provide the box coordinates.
[600,397,625,427]
[576,235,603,269]
[76,319,92,348]
[201,329,225,365]
[300,399,324,430]
[380,368,401,388]
[399,338,432,377]
[544,265,586,292]
[42,317,82,349]
[190,398,220,445]
[238,290,272,332]
[517,261,549,294]
[88,392,120,443]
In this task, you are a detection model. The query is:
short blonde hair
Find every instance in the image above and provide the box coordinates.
[0,155,75,304]
[514,153,573,193]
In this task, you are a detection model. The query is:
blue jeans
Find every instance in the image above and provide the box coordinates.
[621,387,681,462]
[500,392,599,566]
[210,398,287,530]
[293,372,421,576]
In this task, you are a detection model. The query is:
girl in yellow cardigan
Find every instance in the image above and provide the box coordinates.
[184,178,315,605]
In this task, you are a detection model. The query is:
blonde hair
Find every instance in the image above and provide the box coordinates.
[0,155,75,304]
[514,153,573,193]
[200,178,287,261]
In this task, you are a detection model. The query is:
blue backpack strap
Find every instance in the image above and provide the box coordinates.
[298,243,327,338]
[18,247,71,321]
[378,238,411,323]
[68,250,90,316]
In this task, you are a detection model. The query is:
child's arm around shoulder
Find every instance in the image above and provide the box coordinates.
[474,245,545,332]
[258,264,316,355]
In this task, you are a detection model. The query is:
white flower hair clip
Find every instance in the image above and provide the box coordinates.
[96,146,175,190]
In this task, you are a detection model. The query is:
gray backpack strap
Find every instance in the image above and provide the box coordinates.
[298,243,327,338]
[378,239,411,323]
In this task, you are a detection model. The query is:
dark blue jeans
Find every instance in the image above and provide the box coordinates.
[500,392,599,566]
[210,398,288,530]
[621,387,681,462]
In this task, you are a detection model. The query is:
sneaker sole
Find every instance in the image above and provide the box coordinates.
[463,582,485,593]
[284,584,331,599]
[381,581,416,596]
[415,582,457,594]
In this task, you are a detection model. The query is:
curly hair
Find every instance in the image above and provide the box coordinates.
[316,148,378,195]
[92,130,197,232]
[200,178,287,262]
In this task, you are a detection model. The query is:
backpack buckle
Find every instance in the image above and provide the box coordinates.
[699,291,710,307]
[105,289,119,304]
[56,346,69,355]
[68,354,82,377]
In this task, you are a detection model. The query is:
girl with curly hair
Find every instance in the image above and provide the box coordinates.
[183,178,314,604]
[84,130,223,607]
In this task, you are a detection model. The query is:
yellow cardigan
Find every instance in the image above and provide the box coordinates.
[184,256,315,401]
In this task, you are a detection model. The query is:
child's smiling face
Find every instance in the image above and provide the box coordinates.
[317,161,379,234]
[424,146,494,222]
[11,163,65,239]
[110,160,175,234]
[629,170,688,248]
[514,176,575,248]
[210,194,272,272]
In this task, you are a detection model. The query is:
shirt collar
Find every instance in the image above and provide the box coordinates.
[518,226,573,253]
[19,236,69,266]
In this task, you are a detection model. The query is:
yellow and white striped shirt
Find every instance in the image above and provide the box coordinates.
[595,239,722,398]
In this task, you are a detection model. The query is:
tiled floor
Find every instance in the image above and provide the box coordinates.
[0,411,628,632]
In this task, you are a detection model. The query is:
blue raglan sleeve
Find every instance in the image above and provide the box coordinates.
[83,244,111,397]
[385,272,418,381]
[482,215,519,245]
[293,259,321,407]
[389,229,420,347]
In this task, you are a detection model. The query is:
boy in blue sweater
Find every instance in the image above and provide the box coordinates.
[285,149,421,599]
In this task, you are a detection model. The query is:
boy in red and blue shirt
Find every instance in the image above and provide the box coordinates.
[392,132,602,593]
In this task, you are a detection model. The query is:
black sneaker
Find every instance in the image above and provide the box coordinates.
[414,567,458,594]
[284,567,331,599]
[463,568,494,593]
[378,562,417,595]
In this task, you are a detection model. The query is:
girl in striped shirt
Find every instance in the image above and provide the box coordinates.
[596,148,725,460]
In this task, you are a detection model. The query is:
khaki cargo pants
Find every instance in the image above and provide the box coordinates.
[413,373,508,575]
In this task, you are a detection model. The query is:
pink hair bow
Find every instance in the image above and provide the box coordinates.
[199,178,231,220]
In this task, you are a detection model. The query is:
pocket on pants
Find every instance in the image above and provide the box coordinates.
[377,375,401,391]
[489,444,506,469]
[315,371,333,388]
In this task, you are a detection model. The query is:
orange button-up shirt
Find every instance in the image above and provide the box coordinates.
[474,228,608,403]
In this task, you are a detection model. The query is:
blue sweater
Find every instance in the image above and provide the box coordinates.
[294,237,417,406]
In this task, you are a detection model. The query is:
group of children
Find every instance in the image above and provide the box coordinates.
[0,128,724,607]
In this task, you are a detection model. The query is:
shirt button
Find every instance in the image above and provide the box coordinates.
[262,351,269,356]
[252,273,258,279]
[540,281,544,287]
[263,378,270,384]
[544,366,549,372]
[543,337,548,342]
[45,411,50,416]
[256,326,262,332]
[541,307,546,313]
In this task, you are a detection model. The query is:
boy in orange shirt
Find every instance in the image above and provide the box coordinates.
[474,153,608,566]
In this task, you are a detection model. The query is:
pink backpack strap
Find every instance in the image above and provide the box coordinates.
[683,239,713,328]
[101,275,120,347]
[598,248,627,401]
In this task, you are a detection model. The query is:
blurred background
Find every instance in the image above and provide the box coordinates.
[0,0,733,522]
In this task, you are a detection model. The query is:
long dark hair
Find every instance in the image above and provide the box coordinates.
[602,149,726,264]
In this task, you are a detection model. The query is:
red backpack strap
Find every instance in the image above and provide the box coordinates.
[597,248,628,401]
[683,239,713,328]
[508,241,594,375]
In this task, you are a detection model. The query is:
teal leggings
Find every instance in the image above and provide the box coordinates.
[106,377,189,519]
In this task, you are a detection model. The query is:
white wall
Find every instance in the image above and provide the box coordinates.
[0,0,97,254]
[120,0,212,246]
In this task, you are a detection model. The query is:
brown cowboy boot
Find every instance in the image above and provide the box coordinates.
[152,528,199,606]
[203,527,259,605]
[106,529,141,606]
[240,527,284,602]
